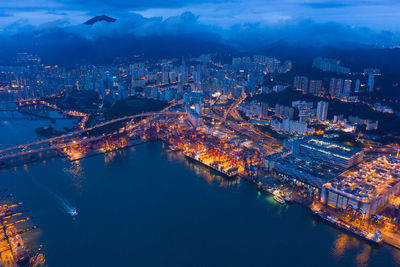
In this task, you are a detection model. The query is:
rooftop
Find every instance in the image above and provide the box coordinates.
[324,156,400,202]
[298,136,363,158]
[265,153,342,188]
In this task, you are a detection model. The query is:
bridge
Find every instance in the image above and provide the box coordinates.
[0,111,187,169]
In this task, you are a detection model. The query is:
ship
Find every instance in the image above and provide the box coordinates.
[68,208,78,217]
[168,145,182,152]
[312,210,383,245]
[273,195,286,204]
[284,194,293,203]
[256,183,273,194]
[184,152,238,178]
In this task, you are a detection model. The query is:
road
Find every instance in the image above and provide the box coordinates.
[0,111,186,160]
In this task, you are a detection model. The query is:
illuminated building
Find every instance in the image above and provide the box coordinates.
[342,79,352,97]
[293,76,308,92]
[261,102,269,119]
[187,109,203,128]
[265,155,339,189]
[285,136,364,169]
[354,79,360,93]
[308,80,322,95]
[321,156,400,215]
[316,101,328,121]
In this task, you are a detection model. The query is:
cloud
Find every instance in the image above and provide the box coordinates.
[1,11,398,50]
[61,12,220,42]
[0,10,398,70]
[226,19,397,49]
[2,0,400,28]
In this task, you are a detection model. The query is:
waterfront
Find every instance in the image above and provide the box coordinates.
[0,117,400,266]
[0,110,75,148]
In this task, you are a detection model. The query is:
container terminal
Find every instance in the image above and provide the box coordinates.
[51,114,400,249]
[0,190,45,267]
[2,103,400,251]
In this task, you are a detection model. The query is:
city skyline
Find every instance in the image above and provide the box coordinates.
[0,1,400,266]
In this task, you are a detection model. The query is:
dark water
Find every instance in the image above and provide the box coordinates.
[0,110,75,148]
[1,115,400,266]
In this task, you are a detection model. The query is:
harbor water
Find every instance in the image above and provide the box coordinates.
[1,113,400,266]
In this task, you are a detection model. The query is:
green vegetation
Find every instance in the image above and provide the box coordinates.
[35,125,64,138]
[255,125,287,141]
[105,96,169,121]
[85,120,127,137]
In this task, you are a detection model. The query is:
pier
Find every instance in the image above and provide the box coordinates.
[0,192,43,266]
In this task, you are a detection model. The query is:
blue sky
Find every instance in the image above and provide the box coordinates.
[0,0,398,31]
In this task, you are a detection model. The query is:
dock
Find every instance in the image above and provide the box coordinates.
[0,191,44,266]
[382,231,400,249]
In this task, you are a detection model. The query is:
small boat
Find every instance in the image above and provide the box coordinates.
[285,195,293,202]
[273,195,286,204]
[68,208,78,217]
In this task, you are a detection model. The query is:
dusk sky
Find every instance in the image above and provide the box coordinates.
[0,0,399,31]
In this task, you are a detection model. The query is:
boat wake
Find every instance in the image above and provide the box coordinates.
[59,197,78,217]
[48,190,78,217]
[27,175,79,217]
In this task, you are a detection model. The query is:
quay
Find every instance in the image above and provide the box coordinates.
[3,105,400,253]
[0,192,44,266]
[0,111,186,169]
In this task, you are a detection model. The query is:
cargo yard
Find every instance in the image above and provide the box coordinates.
[0,190,45,267]
[61,132,130,161]
[3,102,400,256]
[312,155,400,248]
[322,156,400,215]
[158,119,264,178]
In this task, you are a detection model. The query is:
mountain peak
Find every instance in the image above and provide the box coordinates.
[84,15,117,25]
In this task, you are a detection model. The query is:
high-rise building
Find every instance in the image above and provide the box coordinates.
[273,84,288,93]
[335,78,344,98]
[312,57,350,74]
[261,102,269,119]
[192,71,201,83]
[316,101,329,121]
[342,79,352,97]
[354,79,360,93]
[293,76,309,92]
[368,74,375,93]
[309,80,322,95]
[232,86,244,99]
[274,104,294,119]
[329,78,337,97]
[364,68,381,75]
[161,72,169,84]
